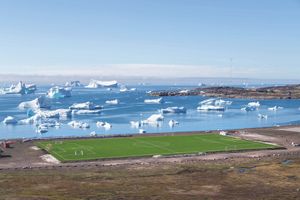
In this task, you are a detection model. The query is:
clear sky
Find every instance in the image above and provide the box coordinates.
[0,0,299,79]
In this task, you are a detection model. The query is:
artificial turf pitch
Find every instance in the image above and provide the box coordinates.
[37,134,277,162]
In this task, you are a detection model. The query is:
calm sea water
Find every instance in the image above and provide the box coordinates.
[1,85,300,140]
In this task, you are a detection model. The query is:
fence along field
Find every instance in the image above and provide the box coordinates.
[37,134,278,162]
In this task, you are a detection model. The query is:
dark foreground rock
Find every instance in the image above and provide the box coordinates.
[150,84,300,99]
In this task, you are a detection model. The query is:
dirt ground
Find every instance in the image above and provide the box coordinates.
[0,126,300,199]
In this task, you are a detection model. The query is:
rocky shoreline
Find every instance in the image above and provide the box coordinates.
[150,84,300,99]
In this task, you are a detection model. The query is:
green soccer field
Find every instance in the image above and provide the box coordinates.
[37,134,278,162]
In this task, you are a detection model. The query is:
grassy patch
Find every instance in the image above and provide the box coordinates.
[37,134,277,162]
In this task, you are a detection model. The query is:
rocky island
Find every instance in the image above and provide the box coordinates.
[150,84,300,99]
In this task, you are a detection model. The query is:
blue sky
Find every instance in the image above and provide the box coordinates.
[0,0,299,79]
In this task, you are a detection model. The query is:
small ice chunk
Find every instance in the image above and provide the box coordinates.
[96,121,112,129]
[69,102,102,110]
[268,106,283,111]
[160,107,186,114]
[105,99,119,105]
[258,114,268,119]
[168,120,179,127]
[144,98,164,104]
[3,116,18,125]
[68,121,90,129]
[130,121,141,128]
[139,129,146,134]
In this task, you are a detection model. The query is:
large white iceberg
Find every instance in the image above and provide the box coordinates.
[197,98,231,111]
[86,80,118,88]
[18,96,51,110]
[3,116,18,125]
[0,81,37,95]
[18,109,71,125]
[69,102,102,110]
[160,107,186,114]
[241,101,260,112]
[144,98,164,104]
[46,86,71,99]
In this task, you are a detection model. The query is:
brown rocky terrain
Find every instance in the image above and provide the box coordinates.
[150,84,300,99]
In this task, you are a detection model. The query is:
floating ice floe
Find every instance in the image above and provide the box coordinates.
[18,96,51,110]
[69,101,102,110]
[46,86,71,99]
[160,107,186,114]
[268,106,283,111]
[258,114,268,119]
[141,114,164,125]
[86,80,118,88]
[68,121,90,129]
[130,121,142,128]
[241,101,260,112]
[168,120,179,127]
[90,131,97,136]
[0,81,37,95]
[36,124,48,134]
[65,81,82,87]
[36,120,60,133]
[197,98,231,111]
[139,129,146,134]
[72,110,101,115]
[105,99,119,105]
[96,121,112,129]
[3,116,18,125]
[144,97,164,104]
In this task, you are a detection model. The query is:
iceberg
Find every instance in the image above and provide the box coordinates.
[46,86,71,99]
[198,98,231,111]
[86,80,118,88]
[197,105,225,111]
[72,109,101,115]
[130,121,142,128]
[18,114,42,125]
[1,81,37,95]
[105,99,119,105]
[18,96,51,110]
[90,131,97,136]
[144,98,164,104]
[160,107,186,114]
[268,106,283,111]
[258,114,268,119]
[3,116,18,125]
[65,81,82,87]
[69,102,102,110]
[168,120,179,127]
[142,114,164,124]
[68,121,90,129]
[96,121,112,129]
[36,124,48,134]
[241,101,260,112]
[199,98,232,107]
[35,109,72,119]
[139,129,146,134]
